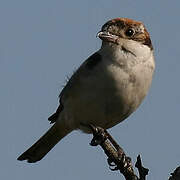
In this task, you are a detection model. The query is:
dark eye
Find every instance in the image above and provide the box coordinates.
[125,28,135,37]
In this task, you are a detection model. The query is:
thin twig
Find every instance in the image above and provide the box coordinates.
[135,155,149,180]
[89,125,149,180]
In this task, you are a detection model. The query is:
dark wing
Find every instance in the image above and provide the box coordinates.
[48,52,101,123]
[48,104,63,123]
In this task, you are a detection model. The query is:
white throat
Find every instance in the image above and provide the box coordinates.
[99,39,153,69]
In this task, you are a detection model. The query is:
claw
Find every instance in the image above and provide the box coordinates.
[89,124,98,134]
[107,158,119,171]
[89,125,107,146]
[109,166,119,171]
[107,158,116,166]
[90,137,101,146]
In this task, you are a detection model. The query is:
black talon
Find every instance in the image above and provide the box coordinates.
[107,158,116,167]
[107,158,119,171]
[109,166,119,171]
[89,125,107,146]
[90,137,100,146]
[89,124,98,133]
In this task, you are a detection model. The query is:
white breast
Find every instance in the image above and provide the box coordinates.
[61,42,155,133]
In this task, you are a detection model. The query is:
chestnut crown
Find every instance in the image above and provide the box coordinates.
[100,18,153,50]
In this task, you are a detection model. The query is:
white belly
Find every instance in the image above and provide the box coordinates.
[60,47,155,133]
[62,59,154,133]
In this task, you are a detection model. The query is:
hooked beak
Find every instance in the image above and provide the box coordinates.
[97,31,119,44]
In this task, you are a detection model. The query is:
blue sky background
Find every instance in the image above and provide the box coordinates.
[0,0,180,179]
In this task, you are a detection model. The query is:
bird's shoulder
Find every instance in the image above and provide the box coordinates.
[48,52,102,123]
[59,52,102,100]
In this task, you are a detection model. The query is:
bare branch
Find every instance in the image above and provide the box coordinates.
[135,155,149,180]
[89,125,149,180]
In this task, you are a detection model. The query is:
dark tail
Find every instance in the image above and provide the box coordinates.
[17,122,72,163]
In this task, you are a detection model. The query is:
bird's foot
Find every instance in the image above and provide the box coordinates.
[89,124,107,146]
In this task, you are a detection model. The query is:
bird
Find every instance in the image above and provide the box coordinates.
[17,18,155,163]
